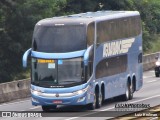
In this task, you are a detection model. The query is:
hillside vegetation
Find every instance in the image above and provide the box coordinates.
[0,0,160,82]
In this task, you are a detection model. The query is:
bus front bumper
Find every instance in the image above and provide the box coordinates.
[31,92,89,106]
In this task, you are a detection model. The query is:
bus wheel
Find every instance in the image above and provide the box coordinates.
[87,93,96,110]
[129,82,133,100]
[123,82,130,101]
[96,90,102,108]
[42,105,57,112]
[155,73,159,77]
[123,81,133,101]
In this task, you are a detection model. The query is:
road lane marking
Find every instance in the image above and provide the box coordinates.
[143,75,155,79]
[101,95,160,111]
[29,106,41,110]
[150,117,158,120]
[66,117,79,120]
[20,106,41,111]
[20,106,41,112]
[146,80,157,83]
[65,107,114,120]
[65,94,160,120]
[129,94,160,104]
[0,99,31,107]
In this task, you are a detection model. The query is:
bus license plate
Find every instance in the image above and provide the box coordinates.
[53,100,62,104]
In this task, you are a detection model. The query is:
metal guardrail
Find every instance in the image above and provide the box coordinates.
[143,52,160,71]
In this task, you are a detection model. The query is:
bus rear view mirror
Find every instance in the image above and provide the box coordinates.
[22,48,32,67]
[84,45,93,66]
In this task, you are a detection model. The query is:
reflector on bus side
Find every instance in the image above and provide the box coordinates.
[22,48,32,67]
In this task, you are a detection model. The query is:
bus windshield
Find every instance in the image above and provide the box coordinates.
[32,25,86,53]
[31,57,85,87]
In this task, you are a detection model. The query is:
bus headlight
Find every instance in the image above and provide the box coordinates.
[73,85,89,95]
[155,61,160,66]
[31,89,42,96]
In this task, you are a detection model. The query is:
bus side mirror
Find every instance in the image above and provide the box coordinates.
[84,45,93,66]
[22,48,32,67]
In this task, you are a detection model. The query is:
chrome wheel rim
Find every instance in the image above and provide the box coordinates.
[126,85,129,99]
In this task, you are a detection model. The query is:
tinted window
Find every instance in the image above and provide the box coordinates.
[31,57,85,88]
[32,25,86,53]
[138,53,142,63]
[97,16,141,44]
[96,54,127,79]
[87,22,95,46]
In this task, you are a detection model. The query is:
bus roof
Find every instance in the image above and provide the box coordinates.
[36,11,140,26]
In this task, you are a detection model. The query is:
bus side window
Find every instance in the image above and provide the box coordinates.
[86,47,94,79]
[138,53,142,63]
[87,22,94,46]
[88,47,94,78]
[82,46,94,81]
[95,54,127,79]
[81,61,84,80]
[123,19,128,38]
[32,39,37,51]
[88,60,93,77]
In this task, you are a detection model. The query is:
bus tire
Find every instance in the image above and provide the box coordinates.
[101,84,105,103]
[129,82,133,100]
[96,90,102,108]
[42,105,57,112]
[155,73,159,77]
[122,81,130,101]
[87,93,96,110]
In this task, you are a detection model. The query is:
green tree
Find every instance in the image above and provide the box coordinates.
[0,0,66,83]
[64,0,160,52]
[1,0,160,82]
[133,0,160,52]
[64,0,99,13]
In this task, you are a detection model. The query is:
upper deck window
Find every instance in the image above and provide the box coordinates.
[97,16,141,44]
[32,25,86,53]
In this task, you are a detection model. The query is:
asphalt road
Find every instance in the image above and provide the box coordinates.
[0,70,160,120]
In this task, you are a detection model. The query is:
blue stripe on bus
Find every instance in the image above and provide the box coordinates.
[31,50,86,59]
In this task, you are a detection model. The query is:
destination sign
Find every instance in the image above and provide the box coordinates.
[37,59,54,63]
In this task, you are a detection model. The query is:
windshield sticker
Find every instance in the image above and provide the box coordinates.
[48,63,55,69]
[58,60,63,65]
